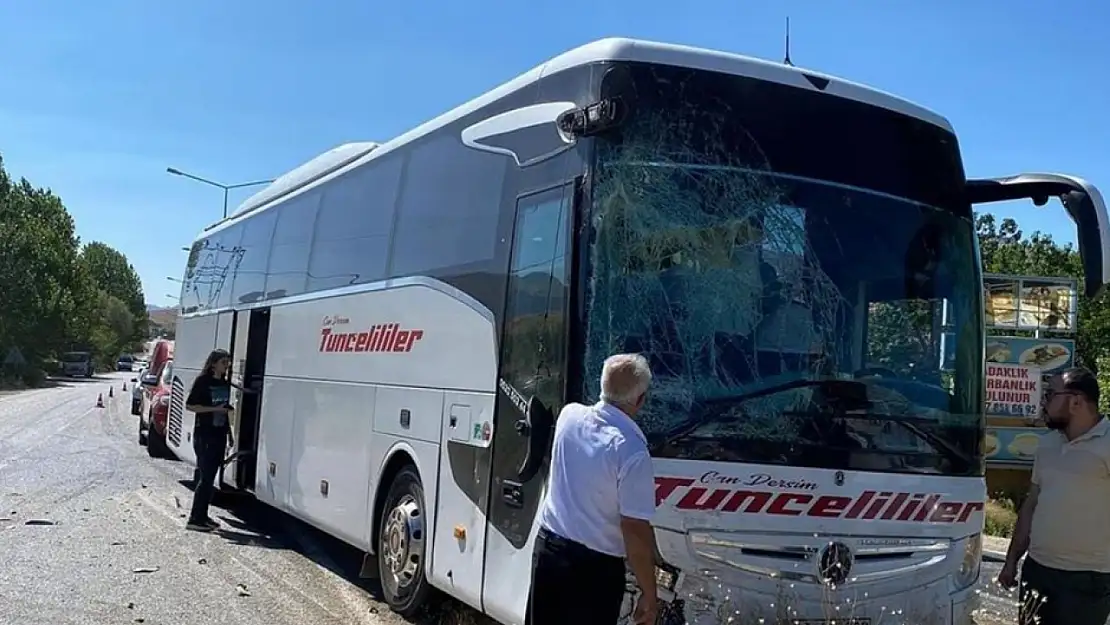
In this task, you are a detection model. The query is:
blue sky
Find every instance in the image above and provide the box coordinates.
[0,0,1105,306]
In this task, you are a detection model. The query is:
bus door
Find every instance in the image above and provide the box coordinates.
[482,181,576,624]
[223,307,271,491]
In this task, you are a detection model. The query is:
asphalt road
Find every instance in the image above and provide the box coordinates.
[975,559,1021,624]
[974,557,1110,625]
[0,372,488,625]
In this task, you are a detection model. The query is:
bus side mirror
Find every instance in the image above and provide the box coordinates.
[140,374,158,387]
[460,101,578,168]
[516,396,555,482]
[967,173,1110,298]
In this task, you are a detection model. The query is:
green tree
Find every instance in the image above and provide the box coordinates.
[80,241,149,348]
[0,161,85,375]
[86,291,135,362]
[0,153,148,387]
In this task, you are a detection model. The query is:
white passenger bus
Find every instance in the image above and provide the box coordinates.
[169,38,1110,625]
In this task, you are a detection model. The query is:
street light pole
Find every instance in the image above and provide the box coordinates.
[165,167,274,219]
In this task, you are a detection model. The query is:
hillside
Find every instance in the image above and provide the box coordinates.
[146,305,177,338]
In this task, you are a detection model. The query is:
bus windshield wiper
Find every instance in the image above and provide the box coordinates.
[888,417,975,472]
[650,377,866,453]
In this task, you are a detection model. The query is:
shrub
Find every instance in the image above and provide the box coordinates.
[984,497,1018,537]
[0,373,25,390]
[20,367,47,388]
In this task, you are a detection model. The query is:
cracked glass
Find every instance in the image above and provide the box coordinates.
[582,63,983,476]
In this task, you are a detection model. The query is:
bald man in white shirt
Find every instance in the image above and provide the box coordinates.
[529,353,659,625]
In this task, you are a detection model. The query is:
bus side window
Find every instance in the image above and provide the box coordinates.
[500,188,573,416]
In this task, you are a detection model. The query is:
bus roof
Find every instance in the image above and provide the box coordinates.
[227,141,382,222]
[202,37,951,239]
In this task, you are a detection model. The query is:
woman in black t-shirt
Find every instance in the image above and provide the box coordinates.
[184,348,235,532]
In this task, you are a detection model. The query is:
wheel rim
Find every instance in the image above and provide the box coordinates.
[381,493,424,598]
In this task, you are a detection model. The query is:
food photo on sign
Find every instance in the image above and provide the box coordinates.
[982,275,1077,332]
[984,427,1044,464]
[984,337,1074,372]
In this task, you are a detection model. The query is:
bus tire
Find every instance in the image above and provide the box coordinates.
[377,464,435,617]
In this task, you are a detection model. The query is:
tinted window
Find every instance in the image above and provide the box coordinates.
[265,191,320,298]
[213,224,243,309]
[500,186,572,414]
[184,238,212,311]
[190,226,241,310]
[308,155,402,291]
[232,209,276,305]
[598,62,966,212]
[181,239,206,312]
[390,135,506,276]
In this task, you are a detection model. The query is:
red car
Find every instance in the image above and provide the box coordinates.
[139,358,173,458]
[139,340,175,459]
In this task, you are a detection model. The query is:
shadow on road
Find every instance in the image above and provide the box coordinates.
[42,375,118,388]
[174,478,493,625]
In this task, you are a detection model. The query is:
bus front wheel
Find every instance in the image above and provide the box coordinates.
[377,464,434,617]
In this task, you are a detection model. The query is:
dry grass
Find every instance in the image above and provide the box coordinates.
[148,307,177,337]
[984,497,1018,538]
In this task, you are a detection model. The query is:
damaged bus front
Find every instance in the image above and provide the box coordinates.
[564,60,1110,624]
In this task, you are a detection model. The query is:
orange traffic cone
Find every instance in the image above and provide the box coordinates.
[108,386,114,398]
[122,382,127,392]
[96,394,104,408]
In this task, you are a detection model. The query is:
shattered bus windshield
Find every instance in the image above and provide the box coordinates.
[582,63,984,476]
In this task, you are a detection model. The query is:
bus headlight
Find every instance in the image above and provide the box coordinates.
[954,533,982,590]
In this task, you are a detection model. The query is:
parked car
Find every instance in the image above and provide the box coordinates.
[139,359,174,459]
[130,368,146,416]
[117,355,134,371]
[60,351,94,377]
